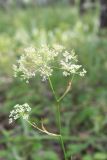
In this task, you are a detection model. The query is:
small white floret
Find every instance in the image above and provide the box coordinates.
[9,103,31,124]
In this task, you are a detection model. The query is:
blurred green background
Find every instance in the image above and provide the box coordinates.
[0,0,107,160]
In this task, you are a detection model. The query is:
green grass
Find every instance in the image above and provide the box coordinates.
[0,6,107,160]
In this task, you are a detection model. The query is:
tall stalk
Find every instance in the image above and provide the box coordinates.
[57,102,67,160]
[48,77,67,160]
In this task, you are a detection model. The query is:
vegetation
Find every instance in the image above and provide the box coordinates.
[0,5,107,160]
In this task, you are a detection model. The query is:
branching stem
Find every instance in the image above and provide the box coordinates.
[27,120,60,137]
[48,77,68,160]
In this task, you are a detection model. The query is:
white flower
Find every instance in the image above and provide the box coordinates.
[63,71,70,77]
[22,114,29,120]
[9,103,31,124]
[9,118,13,124]
[60,50,86,77]
[24,47,35,53]
[63,50,78,62]
[13,45,86,82]
[14,45,58,82]
[79,69,87,76]
[39,65,53,81]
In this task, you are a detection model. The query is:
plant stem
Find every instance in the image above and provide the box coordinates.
[27,120,60,136]
[48,77,58,102]
[48,77,67,160]
[58,74,74,102]
[57,102,67,160]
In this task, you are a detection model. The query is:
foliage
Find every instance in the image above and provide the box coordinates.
[0,6,107,160]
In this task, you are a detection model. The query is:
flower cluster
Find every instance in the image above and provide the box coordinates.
[61,50,87,77]
[13,45,86,82]
[13,45,60,82]
[9,103,31,124]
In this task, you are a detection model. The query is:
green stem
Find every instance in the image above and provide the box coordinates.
[57,102,67,160]
[48,77,58,102]
[48,77,67,160]
[58,74,75,102]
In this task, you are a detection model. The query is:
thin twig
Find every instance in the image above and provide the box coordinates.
[27,120,60,137]
[58,74,74,102]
